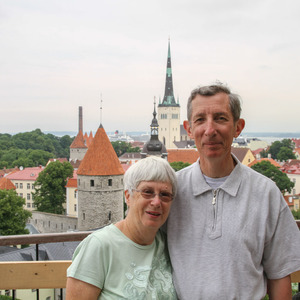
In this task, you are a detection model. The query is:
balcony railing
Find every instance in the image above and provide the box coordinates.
[0,220,300,299]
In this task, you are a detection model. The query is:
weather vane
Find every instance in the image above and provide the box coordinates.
[100,93,103,124]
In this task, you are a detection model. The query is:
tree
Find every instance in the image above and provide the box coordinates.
[277,147,296,161]
[170,161,191,171]
[33,161,73,214]
[111,141,141,157]
[291,209,300,220]
[0,189,32,235]
[267,139,295,160]
[251,161,294,194]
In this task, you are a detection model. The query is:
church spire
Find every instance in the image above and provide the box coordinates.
[159,39,179,107]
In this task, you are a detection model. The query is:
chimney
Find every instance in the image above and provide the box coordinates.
[79,106,83,133]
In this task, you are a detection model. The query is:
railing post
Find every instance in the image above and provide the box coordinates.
[36,244,39,300]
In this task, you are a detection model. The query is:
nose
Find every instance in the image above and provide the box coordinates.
[204,119,216,137]
[150,194,161,207]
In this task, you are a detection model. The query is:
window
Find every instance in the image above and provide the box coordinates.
[74,204,77,212]
[108,179,112,186]
[83,213,85,220]
[15,183,18,188]
[27,183,30,189]
[90,180,94,187]
[20,183,23,189]
[74,191,77,198]
[32,184,34,189]
[20,193,23,198]
[27,193,31,200]
[27,203,31,208]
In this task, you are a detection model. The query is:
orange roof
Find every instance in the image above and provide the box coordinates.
[0,177,16,190]
[66,178,77,188]
[70,131,88,149]
[77,124,124,176]
[167,149,199,164]
[248,158,281,168]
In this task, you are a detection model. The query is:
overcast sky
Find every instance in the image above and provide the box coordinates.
[1,0,300,135]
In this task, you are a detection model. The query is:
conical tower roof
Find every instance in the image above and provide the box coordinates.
[0,177,16,190]
[70,130,87,149]
[159,39,179,107]
[77,124,124,176]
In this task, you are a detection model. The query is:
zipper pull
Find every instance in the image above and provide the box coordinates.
[212,190,217,205]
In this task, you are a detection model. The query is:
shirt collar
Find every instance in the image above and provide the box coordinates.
[191,154,243,197]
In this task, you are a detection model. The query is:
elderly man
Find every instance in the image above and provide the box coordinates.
[166,84,300,299]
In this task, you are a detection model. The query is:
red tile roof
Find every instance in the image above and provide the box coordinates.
[70,131,88,149]
[77,124,124,176]
[292,139,300,148]
[6,166,44,181]
[0,177,16,190]
[167,149,199,164]
[66,178,77,188]
[281,159,300,175]
[248,158,281,168]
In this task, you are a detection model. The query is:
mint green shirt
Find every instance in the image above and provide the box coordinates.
[67,224,177,299]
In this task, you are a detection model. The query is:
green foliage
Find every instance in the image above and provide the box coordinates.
[267,139,295,160]
[291,209,300,220]
[111,141,141,157]
[0,189,32,235]
[170,161,191,171]
[251,161,294,194]
[277,147,296,161]
[32,161,73,214]
[0,130,74,168]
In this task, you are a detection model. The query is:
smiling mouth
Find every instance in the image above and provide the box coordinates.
[146,212,161,217]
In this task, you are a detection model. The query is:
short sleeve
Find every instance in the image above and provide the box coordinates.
[67,234,108,289]
[263,205,300,279]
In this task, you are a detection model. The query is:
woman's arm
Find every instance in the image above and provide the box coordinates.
[66,277,101,300]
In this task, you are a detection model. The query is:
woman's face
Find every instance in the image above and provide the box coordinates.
[125,180,173,231]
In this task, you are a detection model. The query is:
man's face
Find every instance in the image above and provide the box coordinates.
[184,93,245,162]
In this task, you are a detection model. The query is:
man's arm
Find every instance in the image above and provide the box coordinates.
[267,275,292,300]
[66,277,101,300]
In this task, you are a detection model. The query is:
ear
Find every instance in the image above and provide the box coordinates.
[234,118,245,138]
[124,190,131,207]
[183,120,194,139]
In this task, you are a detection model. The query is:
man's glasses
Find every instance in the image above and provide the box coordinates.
[133,188,174,203]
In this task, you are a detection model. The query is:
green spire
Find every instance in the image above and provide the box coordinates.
[159,39,179,107]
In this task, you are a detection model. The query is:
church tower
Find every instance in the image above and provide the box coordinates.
[141,99,168,159]
[77,124,124,230]
[158,40,180,149]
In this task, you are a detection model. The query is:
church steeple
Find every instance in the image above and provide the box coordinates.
[150,98,159,136]
[159,39,179,107]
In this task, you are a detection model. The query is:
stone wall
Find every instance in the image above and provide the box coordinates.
[29,211,78,233]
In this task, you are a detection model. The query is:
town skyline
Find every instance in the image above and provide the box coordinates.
[1,0,300,134]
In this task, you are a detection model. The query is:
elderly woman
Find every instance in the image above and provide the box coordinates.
[66,156,178,299]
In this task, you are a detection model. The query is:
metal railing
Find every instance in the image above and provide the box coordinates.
[0,220,300,299]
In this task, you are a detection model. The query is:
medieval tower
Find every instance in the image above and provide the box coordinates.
[158,40,180,149]
[77,124,124,230]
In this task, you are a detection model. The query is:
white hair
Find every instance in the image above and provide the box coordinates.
[124,156,177,197]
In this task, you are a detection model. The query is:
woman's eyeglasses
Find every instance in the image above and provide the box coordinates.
[133,189,173,203]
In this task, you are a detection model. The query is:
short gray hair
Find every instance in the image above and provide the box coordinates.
[124,156,177,197]
[187,83,242,123]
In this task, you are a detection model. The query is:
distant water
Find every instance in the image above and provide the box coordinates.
[44,131,300,145]
[243,132,300,145]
